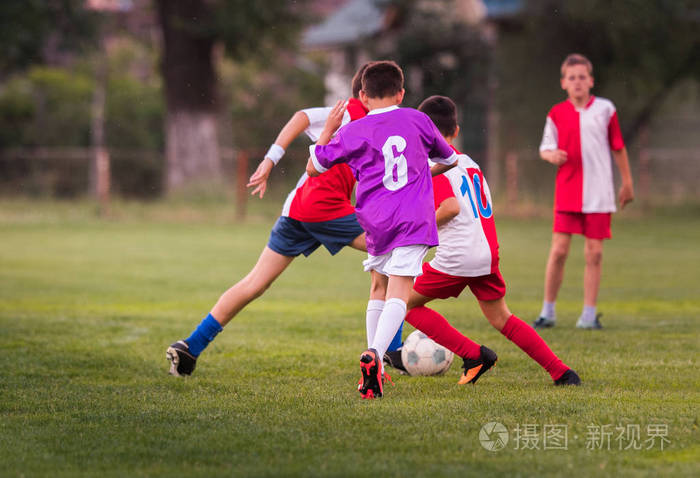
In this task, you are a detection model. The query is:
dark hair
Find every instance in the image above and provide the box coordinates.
[351,63,371,99]
[418,95,458,137]
[561,53,593,77]
[361,60,404,99]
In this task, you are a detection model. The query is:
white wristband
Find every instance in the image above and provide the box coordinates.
[265,144,285,165]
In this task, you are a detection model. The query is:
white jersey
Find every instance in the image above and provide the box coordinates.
[429,153,499,277]
[301,106,351,142]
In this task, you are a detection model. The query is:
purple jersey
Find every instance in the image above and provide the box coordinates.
[310,105,457,255]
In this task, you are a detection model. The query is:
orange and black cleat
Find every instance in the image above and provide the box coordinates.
[458,345,497,385]
[359,348,383,399]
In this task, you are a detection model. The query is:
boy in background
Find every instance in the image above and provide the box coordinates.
[395,95,580,386]
[307,61,458,399]
[533,54,634,330]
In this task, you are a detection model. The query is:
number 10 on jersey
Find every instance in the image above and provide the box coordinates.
[460,174,493,219]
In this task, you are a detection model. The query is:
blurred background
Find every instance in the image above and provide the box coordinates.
[0,0,698,216]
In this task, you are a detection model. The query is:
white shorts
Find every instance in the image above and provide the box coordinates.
[362,245,429,277]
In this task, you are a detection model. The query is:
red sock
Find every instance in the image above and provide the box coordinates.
[404,306,481,360]
[500,315,569,380]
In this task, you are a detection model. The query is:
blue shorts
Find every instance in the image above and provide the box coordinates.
[267,214,364,257]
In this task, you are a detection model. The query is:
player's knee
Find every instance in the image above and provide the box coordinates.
[239,277,270,301]
[550,244,569,263]
[585,248,603,266]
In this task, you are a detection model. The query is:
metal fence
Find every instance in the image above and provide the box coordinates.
[1,146,698,217]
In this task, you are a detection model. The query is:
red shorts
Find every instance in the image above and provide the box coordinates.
[553,211,612,240]
[413,262,506,301]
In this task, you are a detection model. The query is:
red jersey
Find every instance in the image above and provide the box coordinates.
[282,98,368,222]
[540,96,625,213]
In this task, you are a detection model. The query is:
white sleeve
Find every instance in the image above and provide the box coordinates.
[539,116,558,152]
[430,151,459,166]
[302,107,351,142]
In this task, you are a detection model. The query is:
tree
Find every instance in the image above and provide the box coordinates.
[0,0,97,77]
[155,0,302,192]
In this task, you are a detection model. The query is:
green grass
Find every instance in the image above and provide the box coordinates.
[1,199,698,477]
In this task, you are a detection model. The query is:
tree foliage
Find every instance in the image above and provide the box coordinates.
[0,0,97,76]
[497,0,700,149]
[380,0,492,154]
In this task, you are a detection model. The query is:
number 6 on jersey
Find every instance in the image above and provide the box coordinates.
[382,135,408,191]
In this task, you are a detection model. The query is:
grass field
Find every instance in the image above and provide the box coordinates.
[1,200,698,477]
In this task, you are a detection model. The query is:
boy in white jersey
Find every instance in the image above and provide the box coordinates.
[534,54,634,330]
[396,95,581,386]
[306,61,458,398]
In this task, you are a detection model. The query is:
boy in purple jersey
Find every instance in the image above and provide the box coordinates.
[306,61,458,399]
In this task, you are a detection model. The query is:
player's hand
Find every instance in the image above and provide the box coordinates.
[247,158,274,198]
[618,182,634,209]
[322,99,346,136]
[547,149,568,166]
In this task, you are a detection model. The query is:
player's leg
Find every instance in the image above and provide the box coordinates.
[404,262,496,384]
[406,266,484,363]
[306,220,403,350]
[210,246,295,325]
[365,270,387,348]
[577,237,604,329]
[167,216,316,376]
[167,246,294,376]
[367,273,414,365]
[577,212,610,329]
[479,297,578,384]
[359,246,425,398]
[347,232,366,251]
[534,231,572,328]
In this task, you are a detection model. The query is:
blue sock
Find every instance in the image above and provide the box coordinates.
[185,313,223,357]
[386,320,404,352]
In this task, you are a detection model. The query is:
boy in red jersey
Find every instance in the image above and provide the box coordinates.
[391,95,580,385]
[165,63,403,376]
[533,54,634,330]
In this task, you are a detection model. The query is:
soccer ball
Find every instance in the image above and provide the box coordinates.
[400,330,454,376]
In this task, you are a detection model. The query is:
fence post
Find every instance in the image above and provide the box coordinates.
[96,147,111,215]
[236,150,248,221]
[638,123,651,210]
[505,151,518,209]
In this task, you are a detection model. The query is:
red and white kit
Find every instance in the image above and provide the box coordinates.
[280,98,367,222]
[540,96,625,213]
[414,148,504,301]
[430,150,499,277]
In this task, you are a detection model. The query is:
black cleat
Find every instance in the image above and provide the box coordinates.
[554,369,581,386]
[459,345,498,385]
[533,316,556,329]
[359,348,383,399]
[383,349,408,374]
[166,340,197,376]
[576,313,603,329]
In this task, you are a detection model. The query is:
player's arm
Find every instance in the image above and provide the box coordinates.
[436,197,460,227]
[247,110,311,198]
[540,149,568,166]
[612,146,634,209]
[307,101,348,177]
[306,157,322,177]
[316,100,346,146]
[430,152,461,176]
[539,116,567,166]
[430,161,457,176]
